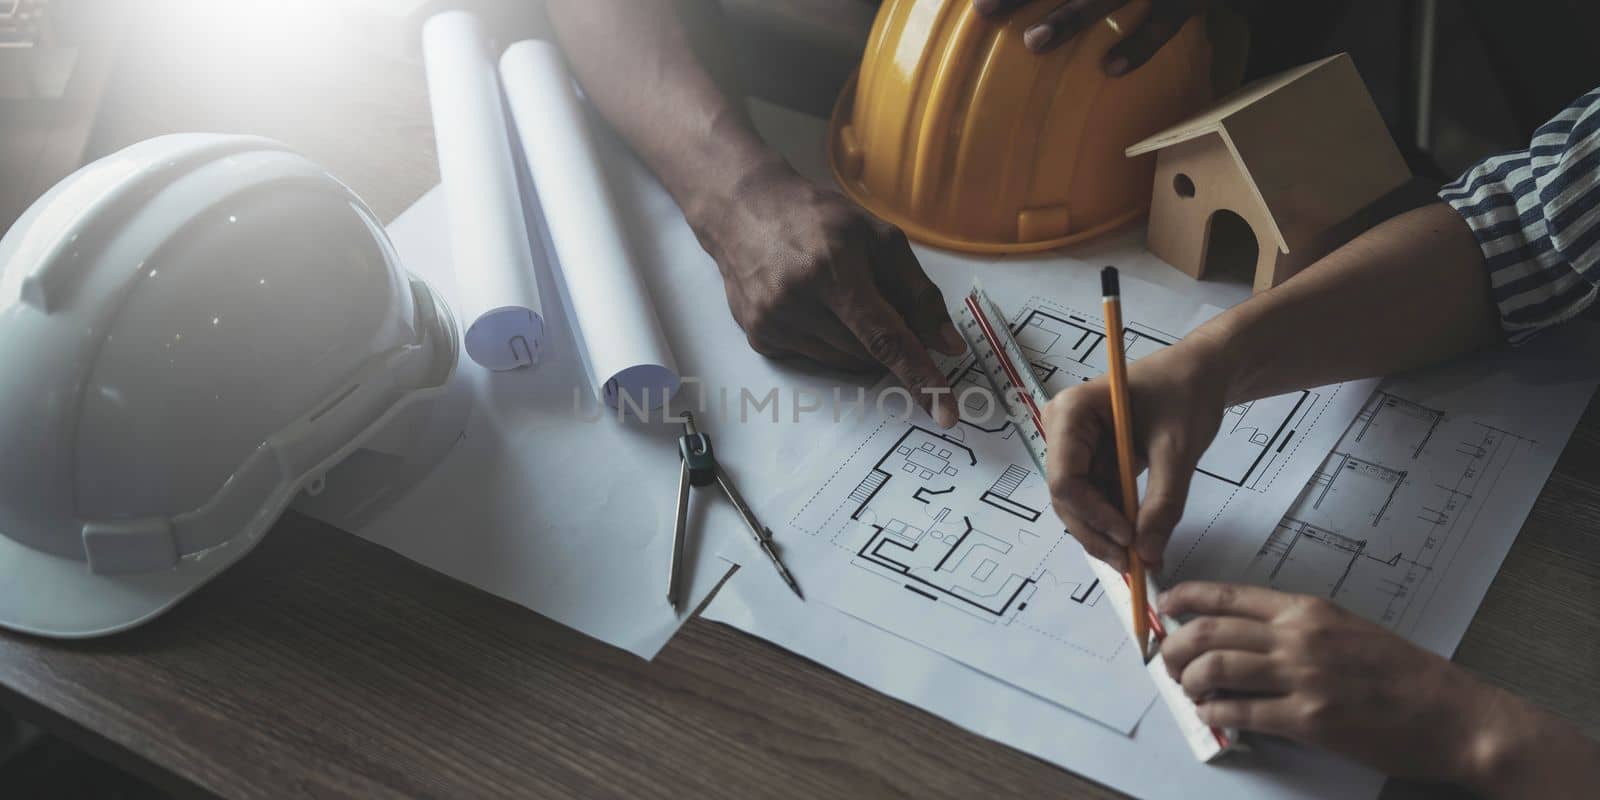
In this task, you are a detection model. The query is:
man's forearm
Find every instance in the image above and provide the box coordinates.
[1189,202,1502,403]
[545,0,786,232]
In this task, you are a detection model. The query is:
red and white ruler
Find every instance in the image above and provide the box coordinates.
[957,282,1051,469]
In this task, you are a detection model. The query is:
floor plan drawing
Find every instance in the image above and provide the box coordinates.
[785,286,1376,732]
[798,406,1150,730]
[1195,392,1318,489]
[1352,391,1444,460]
[848,426,1051,622]
[1242,390,1536,634]
[842,423,1118,630]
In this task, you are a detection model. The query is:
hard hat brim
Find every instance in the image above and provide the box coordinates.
[0,524,264,639]
[826,71,1148,254]
[0,272,457,640]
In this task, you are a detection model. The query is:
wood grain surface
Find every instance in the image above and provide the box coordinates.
[0,3,1595,799]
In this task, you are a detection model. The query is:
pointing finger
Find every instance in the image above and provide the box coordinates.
[1103,1,1193,76]
[1160,615,1275,680]
[783,336,882,374]
[1181,651,1292,700]
[869,222,964,356]
[972,0,1030,18]
[1059,512,1127,573]
[832,283,957,428]
[1135,434,1197,566]
[1195,697,1301,739]
[1159,582,1298,621]
[1024,0,1125,52]
[1044,387,1134,547]
[809,316,878,366]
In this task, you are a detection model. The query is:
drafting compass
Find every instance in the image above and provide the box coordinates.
[667,412,803,610]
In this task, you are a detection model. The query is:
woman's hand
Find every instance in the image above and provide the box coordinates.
[1159,582,1600,795]
[973,0,1212,75]
[1042,334,1229,570]
[701,165,966,426]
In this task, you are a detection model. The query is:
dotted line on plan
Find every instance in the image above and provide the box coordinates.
[1261,381,1343,493]
[1024,529,1071,587]
[1171,483,1243,580]
[790,417,892,535]
[1017,622,1120,662]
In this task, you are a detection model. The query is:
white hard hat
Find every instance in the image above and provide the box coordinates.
[0,134,458,638]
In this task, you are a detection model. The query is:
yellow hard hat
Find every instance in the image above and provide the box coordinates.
[829,0,1214,254]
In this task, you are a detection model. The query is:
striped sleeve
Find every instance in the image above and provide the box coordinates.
[1441,87,1600,344]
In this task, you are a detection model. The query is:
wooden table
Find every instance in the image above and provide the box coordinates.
[2,6,1596,799]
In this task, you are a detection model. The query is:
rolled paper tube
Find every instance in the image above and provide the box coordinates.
[421,11,546,371]
[500,39,680,410]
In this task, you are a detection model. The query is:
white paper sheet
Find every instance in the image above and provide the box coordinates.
[1236,325,1600,656]
[775,272,1376,733]
[500,40,680,410]
[420,11,546,371]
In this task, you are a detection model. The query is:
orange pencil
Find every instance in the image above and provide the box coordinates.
[1100,267,1151,661]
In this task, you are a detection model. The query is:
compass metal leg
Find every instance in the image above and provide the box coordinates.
[667,459,691,610]
[714,467,803,600]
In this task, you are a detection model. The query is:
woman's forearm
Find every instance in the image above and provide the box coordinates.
[1460,685,1600,798]
[1189,202,1502,404]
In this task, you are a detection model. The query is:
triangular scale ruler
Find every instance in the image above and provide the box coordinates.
[956,281,1051,475]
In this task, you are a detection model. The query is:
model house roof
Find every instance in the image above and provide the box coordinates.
[1125,53,1410,255]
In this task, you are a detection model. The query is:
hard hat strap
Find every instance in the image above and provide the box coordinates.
[79,338,443,575]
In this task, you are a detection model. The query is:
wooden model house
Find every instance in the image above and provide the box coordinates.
[1125,54,1410,292]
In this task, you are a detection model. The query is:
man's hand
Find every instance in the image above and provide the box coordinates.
[703,166,966,427]
[973,0,1210,75]
[1158,582,1574,792]
[1042,335,1228,570]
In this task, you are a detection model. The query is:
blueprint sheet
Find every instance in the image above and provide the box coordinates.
[775,273,1376,733]
[709,323,1599,797]
[703,101,1600,797]
[1238,324,1600,656]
